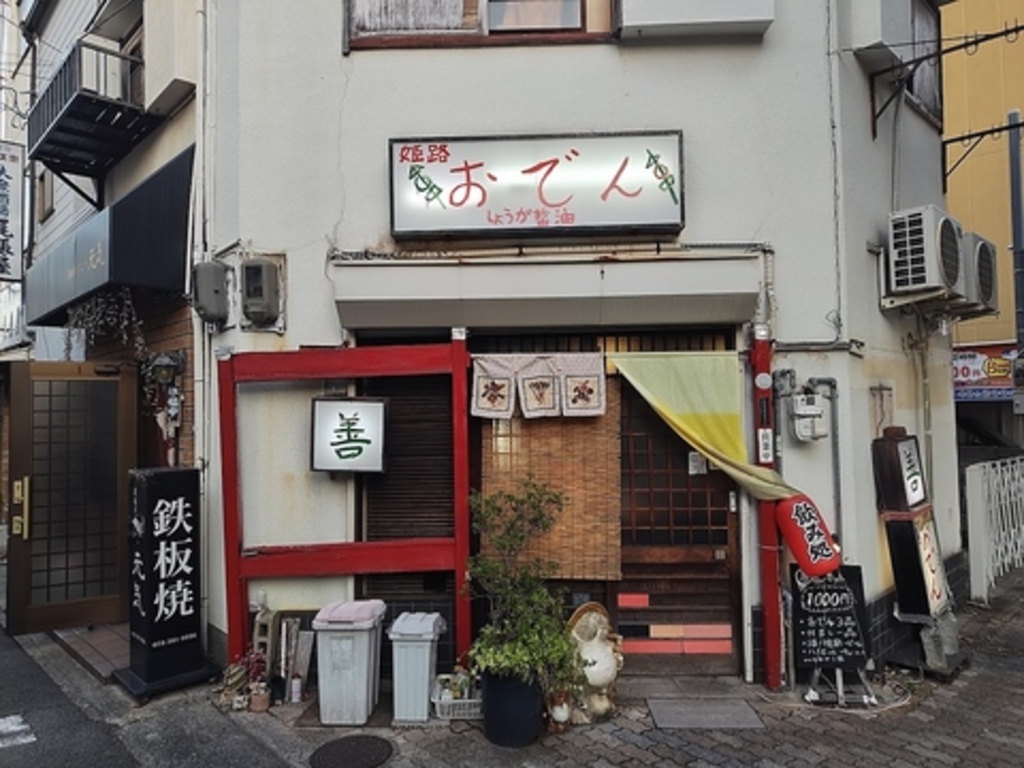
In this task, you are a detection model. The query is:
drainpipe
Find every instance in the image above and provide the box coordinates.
[806,378,842,555]
[1009,111,1024,385]
[190,0,211,648]
[751,324,784,690]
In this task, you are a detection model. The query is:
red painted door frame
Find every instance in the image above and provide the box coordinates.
[217,342,472,662]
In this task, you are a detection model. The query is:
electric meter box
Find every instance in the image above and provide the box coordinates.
[241,258,280,326]
[790,394,826,442]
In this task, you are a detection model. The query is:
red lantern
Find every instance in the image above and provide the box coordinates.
[775,494,841,577]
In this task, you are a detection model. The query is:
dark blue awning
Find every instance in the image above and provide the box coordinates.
[25,146,194,326]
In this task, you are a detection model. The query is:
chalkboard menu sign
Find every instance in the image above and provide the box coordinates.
[791,565,870,670]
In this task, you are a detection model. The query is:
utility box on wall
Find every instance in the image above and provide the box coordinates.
[192,261,229,324]
[241,258,280,326]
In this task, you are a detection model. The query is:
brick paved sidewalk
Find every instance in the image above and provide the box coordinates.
[228,570,1024,767]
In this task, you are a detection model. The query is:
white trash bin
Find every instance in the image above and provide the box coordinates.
[388,612,447,722]
[313,599,386,725]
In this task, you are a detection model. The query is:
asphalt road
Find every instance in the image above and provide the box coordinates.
[0,628,135,767]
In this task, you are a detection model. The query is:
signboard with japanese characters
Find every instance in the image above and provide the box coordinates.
[883,505,952,619]
[775,493,841,578]
[871,427,928,512]
[116,468,212,697]
[311,398,386,472]
[0,141,23,281]
[389,131,683,238]
[953,345,1016,402]
[0,283,28,350]
[791,565,870,670]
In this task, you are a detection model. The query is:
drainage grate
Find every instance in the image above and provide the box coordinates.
[308,735,393,768]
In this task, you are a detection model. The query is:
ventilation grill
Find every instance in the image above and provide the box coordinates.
[937,219,961,287]
[887,205,964,296]
[961,231,998,313]
[976,240,995,304]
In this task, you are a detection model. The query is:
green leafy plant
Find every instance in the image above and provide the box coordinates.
[466,477,587,698]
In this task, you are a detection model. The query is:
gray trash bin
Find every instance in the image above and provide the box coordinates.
[388,612,447,722]
[313,599,386,725]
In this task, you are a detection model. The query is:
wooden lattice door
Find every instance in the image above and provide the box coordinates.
[617,381,741,674]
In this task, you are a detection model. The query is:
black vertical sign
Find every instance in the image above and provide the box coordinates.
[791,565,870,671]
[115,468,216,698]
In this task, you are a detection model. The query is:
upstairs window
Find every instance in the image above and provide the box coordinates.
[489,1,581,32]
[36,168,54,224]
[347,0,607,44]
[908,0,942,123]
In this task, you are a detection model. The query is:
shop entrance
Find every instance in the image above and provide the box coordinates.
[617,381,741,674]
[470,330,743,675]
[6,362,137,634]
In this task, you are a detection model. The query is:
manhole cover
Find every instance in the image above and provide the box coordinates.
[309,735,393,768]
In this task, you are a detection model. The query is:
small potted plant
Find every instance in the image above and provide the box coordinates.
[466,477,587,747]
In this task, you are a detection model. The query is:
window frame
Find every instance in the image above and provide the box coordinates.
[487,1,584,34]
[36,167,54,224]
[345,0,610,51]
[906,0,943,127]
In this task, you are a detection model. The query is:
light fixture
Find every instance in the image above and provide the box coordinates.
[148,351,185,386]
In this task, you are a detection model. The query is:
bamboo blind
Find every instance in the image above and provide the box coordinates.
[481,377,622,581]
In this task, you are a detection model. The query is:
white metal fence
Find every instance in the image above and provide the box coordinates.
[966,456,1024,603]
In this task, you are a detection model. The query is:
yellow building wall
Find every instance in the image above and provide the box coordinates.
[944,0,1024,345]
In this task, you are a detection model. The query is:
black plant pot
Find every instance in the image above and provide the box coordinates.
[481,671,544,747]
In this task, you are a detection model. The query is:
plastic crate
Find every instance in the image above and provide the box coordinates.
[431,674,482,720]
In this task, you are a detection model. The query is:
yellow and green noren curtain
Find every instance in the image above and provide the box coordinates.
[609,352,799,501]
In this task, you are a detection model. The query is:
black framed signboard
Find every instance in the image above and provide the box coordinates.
[791,565,870,671]
[114,468,218,699]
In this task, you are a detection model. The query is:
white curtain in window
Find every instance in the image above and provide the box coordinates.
[911,0,942,118]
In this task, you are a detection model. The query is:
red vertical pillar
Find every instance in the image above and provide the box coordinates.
[217,355,247,662]
[451,335,472,659]
[751,331,783,690]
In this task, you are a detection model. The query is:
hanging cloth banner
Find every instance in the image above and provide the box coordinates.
[517,357,560,418]
[609,351,838,574]
[608,352,798,500]
[558,352,605,417]
[471,353,607,419]
[471,355,518,419]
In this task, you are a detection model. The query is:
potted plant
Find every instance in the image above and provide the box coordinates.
[466,477,587,747]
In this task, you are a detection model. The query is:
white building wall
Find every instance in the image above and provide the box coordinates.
[30,0,197,260]
[28,0,98,259]
[25,0,206,627]
[204,0,959,634]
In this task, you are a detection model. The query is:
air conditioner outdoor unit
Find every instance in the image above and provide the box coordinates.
[887,205,965,298]
[961,231,999,314]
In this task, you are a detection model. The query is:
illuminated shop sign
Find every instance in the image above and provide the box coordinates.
[389,132,684,239]
[311,398,386,472]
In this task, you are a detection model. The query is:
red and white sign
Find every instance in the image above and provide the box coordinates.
[776,494,841,578]
[954,346,1016,402]
[389,132,683,238]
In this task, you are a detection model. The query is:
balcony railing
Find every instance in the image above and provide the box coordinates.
[27,40,162,178]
